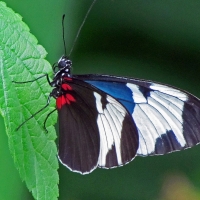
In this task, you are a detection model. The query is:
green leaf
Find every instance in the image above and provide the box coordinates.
[0,2,59,200]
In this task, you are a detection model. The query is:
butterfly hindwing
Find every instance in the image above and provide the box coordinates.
[75,74,200,157]
[57,78,139,174]
[57,80,100,174]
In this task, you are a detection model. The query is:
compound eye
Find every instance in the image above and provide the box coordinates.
[58,60,67,68]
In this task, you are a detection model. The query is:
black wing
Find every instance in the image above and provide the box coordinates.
[57,78,138,174]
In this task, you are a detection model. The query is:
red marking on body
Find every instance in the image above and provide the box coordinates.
[62,83,72,90]
[56,94,76,109]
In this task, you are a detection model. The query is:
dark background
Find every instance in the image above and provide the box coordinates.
[1,0,200,199]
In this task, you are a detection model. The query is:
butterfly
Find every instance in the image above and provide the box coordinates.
[50,55,200,175]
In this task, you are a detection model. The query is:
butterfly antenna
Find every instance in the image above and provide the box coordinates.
[62,14,67,56]
[68,0,97,56]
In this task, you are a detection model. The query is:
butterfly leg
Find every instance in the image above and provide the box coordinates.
[12,74,51,85]
[16,94,52,131]
[43,108,57,133]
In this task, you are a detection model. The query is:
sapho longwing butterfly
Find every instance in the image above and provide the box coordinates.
[50,56,200,175]
[17,1,200,175]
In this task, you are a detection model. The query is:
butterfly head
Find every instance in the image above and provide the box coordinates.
[53,55,72,78]
[58,56,72,69]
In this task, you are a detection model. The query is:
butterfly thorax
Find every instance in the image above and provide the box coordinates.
[50,56,73,99]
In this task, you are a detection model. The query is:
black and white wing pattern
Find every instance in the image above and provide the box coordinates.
[57,78,138,174]
[56,74,200,174]
[76,74,200,156]
[50,56,200,175]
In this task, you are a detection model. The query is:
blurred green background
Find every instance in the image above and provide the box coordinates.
[1,0,200,199]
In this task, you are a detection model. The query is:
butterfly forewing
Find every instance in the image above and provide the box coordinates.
[74,74,200,157]
[57,78,139,174]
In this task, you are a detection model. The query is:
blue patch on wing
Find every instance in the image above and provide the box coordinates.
[86,80,135,114]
